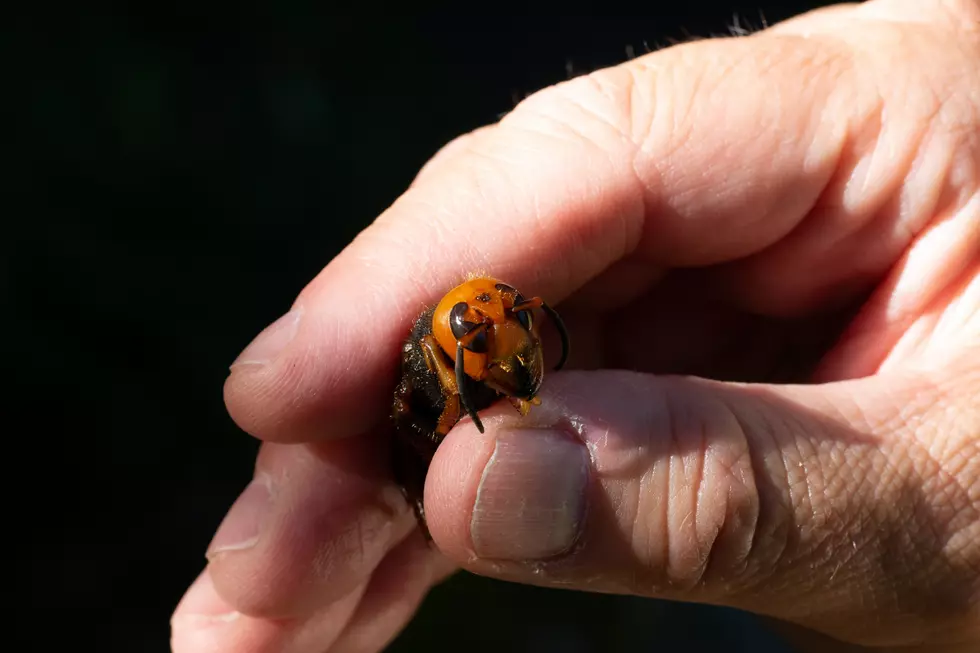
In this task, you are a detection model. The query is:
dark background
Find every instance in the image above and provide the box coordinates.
[18,4,838,651]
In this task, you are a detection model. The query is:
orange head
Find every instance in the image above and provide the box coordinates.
[432,277,568,407]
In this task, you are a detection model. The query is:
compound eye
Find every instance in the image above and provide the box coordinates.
[496,284,532,331]
[449,301,489,353]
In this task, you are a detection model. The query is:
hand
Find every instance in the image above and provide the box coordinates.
[171,1,980,651]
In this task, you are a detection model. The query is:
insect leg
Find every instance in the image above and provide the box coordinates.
[419,334,465,435]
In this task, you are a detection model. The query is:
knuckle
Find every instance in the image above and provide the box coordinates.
[505,66,642,152]
[630,386,766,591]
[693,397,774,590]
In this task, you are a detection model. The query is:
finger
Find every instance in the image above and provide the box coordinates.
[223,3,880,444]
[712,0,980,316]
[170,568,366,653]
[424,367,980,649]
[328,531,457,653]
[173,536,453,653]
[204,436,416,619]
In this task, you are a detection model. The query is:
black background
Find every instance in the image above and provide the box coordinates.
[18,4,837,651]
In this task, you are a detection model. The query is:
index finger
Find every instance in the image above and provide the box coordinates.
[223,23,866,443]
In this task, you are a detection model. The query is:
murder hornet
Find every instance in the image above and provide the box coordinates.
[390,276,569,540]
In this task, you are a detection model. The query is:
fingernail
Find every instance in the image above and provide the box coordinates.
[172,569,240,622]
[231,308,302,368]
[206,476,272,558]
[470,429,589,561]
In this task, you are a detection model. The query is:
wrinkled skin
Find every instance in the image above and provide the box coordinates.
[172,1,980,651]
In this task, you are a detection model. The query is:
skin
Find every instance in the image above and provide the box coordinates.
[171,1,980,651]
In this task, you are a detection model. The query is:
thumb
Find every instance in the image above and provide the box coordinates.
[424,368,978,649]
